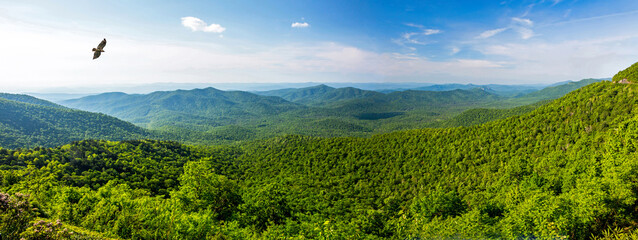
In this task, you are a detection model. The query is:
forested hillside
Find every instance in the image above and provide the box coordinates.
[4,78,638,239]
[62,87,304,129]
[500,78,602,106]
[0,97,150,148]
[425,100,548,128]
[0,93,64,108]
[255,84,384,106]
[60,87,505,142]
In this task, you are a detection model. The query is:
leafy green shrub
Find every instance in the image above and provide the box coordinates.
[20,219,74,240]
[0,192,37,239]
[409,188,466,220]
[174,160,242,220]
[240,183,292,231]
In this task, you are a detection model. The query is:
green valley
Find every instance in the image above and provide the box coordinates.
[56,78,600,145]
[1,68,637,238]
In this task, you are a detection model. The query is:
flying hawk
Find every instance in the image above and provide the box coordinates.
[92,38,107,59]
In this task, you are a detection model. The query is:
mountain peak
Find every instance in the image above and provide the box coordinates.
[309,84,334,90]
[198,87,222,91]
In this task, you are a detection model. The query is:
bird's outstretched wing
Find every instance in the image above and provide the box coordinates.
[97,38,107,50]
[93,51,101,59]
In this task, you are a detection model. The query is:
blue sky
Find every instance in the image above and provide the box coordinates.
[2,0,638,92]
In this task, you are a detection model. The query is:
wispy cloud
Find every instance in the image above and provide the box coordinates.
[551,0,563,6]
[563,9,572,18]
[476,27,509,39]
[404,23,441,35]
[400,33,427,45]
[521,3,535,17]
[423,29,442,35]
[516,27,534,40]
[546,9,638,27]
[476,18,534,40]
[394,23,441,47]
[291,22,310,28]
[511,17,534,39]
[512,17,533,26]
[181,17,226,33]
[404,23,424,28]
[451,46,461,55]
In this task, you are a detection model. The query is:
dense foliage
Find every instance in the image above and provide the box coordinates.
[0,191,110,239]
[426,100,548,128]
[0,98,150,148]
[4,79,638,239]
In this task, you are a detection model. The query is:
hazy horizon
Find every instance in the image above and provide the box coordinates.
[8,76,604,94]
[8,78,578,94]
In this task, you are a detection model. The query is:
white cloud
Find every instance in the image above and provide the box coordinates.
[423,29,441,35]
[292,22,310,28]
[405,23,424,28]
[548,9,638,27]
[402,32,417,39]
[476,27,509,39]
[477,18,534,40]
[400,32,428,45]
[511,17,534,39]
[515,27,534,40]
[451,47,460,55]
[405,23,442,36]
[512,17,533,26]
[395,24,441,46]
[181,16,226,33]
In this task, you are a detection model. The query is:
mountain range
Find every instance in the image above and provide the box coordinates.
[61,78,600,133]
[61,88,304,129]
[59,86,504,142]
[377,83,543,96]
[256,84,384,106]
[0,78,603,148]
